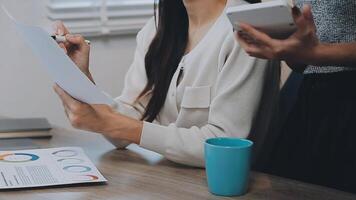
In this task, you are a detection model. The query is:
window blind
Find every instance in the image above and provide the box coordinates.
[47,0,155,37]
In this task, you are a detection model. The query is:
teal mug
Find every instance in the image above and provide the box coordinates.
[205,137,253,196]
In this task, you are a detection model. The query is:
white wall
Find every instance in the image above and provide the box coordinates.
[0,0,136,128]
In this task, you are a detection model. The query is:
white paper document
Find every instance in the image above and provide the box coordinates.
[2,6,115,105]
[0,147,107,189]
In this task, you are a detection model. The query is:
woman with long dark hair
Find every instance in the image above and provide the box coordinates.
[53,0,277,167]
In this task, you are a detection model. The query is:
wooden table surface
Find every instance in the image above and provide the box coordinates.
[1,126,356,200]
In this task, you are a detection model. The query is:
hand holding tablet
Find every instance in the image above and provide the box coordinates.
[230,1,319,72]
[227,0,296,39]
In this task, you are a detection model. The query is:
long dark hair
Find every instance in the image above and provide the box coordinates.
[139,0,261,122]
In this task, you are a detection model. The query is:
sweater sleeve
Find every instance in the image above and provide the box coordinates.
[107,19,155,148]
[139,36,271,167]
[113,18,156,120]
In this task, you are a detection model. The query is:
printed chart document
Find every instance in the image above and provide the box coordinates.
[0,147,107,189]
[1,6,115,106]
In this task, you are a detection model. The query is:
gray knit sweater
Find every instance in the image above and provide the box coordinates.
[295,0,356,74]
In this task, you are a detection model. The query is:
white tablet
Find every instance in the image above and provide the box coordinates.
[226,0,296,39]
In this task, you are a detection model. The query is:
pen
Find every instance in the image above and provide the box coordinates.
[51,35,91,45]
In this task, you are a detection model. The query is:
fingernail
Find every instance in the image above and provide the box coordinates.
[304,4,313,20]
[57,28,64,36]
[292,6,301,16]
[61,47,67,54]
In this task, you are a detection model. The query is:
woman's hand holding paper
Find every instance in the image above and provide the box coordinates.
[53,21,94,82]
[53,84,143,144]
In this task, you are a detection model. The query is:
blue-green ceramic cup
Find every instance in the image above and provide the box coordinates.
[205,137,253,196]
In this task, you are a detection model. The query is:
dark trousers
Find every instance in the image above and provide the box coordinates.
[264,71,356,193]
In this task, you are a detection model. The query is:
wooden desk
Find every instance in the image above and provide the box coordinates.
[1,127,356,200]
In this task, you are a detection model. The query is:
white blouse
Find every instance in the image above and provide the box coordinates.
[113,9,279,167]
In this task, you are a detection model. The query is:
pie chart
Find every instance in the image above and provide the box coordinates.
[63,165,92,173]
[0,153,39,162]
[52,150,78,157]
[57,158,84,165]
[71,175,99,181]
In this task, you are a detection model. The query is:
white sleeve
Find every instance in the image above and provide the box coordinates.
[113,18,156,120]
[113,46,147,120]
[107,18,155,148]
[139,38,275,167]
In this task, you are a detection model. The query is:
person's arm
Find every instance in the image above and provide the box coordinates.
[53,35,274,167]
[53,85,143,145]
[53,19,156,148]
[113,18,156,120]
[112,36,148,120]
[236,5,356,71]
[311,43,356,67]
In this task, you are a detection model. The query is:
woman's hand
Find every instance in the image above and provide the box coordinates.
[53,85,143,144]
[236,5,319,71]
[53,21,94,82]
